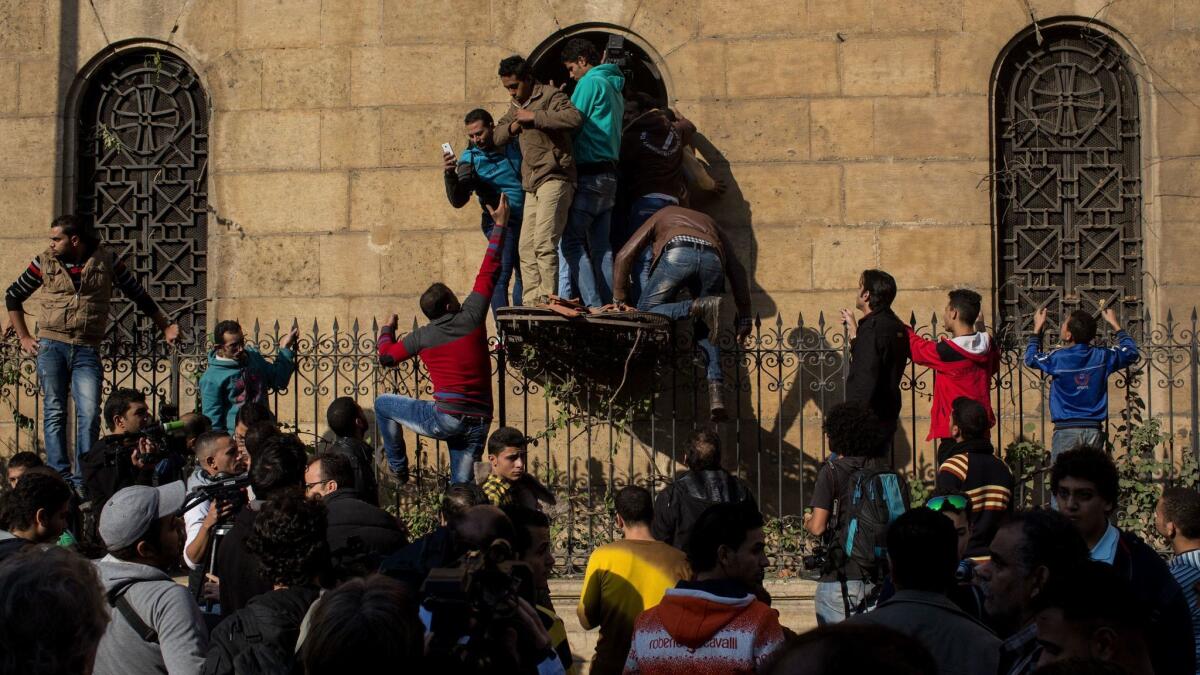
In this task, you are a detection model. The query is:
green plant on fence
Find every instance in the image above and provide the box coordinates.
[1004,429,1050,509]
[765,514,813,578]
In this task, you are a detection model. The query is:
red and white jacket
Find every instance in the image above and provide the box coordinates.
[906,327,1000,440]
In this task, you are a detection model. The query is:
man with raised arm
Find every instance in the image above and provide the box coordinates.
[375,196,511,485]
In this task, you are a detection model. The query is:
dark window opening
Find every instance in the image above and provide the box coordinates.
[530,29,668,105]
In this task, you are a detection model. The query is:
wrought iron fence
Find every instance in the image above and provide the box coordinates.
[0,309,1196,573]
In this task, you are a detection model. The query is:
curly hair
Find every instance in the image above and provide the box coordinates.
[1,469,71,532]
[0,547,109,675]
[248,491,330,588]
[822,401,885,458]
[1050,446,1119,511]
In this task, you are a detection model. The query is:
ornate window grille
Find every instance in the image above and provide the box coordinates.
[994,26,1142,338]
[75,49,208,351]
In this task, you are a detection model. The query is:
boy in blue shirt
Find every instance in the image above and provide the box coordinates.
[444,108,525,316]
[1025,305,1139,460]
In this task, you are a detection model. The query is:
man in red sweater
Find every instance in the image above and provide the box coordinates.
[906,289,999,463]
[375,196,510,485]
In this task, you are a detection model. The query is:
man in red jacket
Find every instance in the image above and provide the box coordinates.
[906,289,999,463]
[375,196,510,485]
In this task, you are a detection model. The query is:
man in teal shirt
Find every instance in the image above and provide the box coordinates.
[444,108,525,315]
[559,38,625,308]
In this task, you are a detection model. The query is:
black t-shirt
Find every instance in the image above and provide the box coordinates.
[810,456,873,582]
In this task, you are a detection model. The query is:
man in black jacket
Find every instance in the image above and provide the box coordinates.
[840,269,910,443]
[325,397,379,506]
[82,389,162,516]
[652,429,756,549]
[304,453,406,574]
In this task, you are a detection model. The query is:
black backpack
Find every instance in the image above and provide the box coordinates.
[834,463,910,581]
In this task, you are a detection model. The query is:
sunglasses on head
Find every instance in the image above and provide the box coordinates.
[925,494,969,512]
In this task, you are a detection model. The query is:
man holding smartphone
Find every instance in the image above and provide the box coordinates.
[444,109,525,317]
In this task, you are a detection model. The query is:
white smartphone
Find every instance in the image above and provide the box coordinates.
[441,142,454,156]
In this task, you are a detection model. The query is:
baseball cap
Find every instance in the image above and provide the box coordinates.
[99,481,186,552]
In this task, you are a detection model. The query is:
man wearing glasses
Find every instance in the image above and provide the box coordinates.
[199,320,298,433]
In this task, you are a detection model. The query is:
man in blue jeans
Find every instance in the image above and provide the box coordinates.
[444,108,524,316]
[376,196,511,484]
[558,38,625,308]
[5,216,179,491]
[612,206,751,419]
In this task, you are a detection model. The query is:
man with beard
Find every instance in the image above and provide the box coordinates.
[200,320,298,433]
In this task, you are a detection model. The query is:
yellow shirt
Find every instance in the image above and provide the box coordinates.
[577,539,691,675]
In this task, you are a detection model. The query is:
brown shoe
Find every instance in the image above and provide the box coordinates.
[709,381,727,421]
[690,296,722,332]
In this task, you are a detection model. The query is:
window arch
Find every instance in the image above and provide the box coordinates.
[73,47,209,350]
[993,22,1143,337]
[529,26,669,105]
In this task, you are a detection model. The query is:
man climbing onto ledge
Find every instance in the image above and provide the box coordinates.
[611,205,752,419]
[375,195,511,485]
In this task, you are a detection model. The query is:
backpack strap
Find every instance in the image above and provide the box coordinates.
[107,582,159,644]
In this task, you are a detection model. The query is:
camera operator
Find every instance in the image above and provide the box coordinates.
[82,389,162,517]
[421,505,566,675]
[183,431,247,605]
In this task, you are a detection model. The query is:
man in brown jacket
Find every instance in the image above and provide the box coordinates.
[494,55,582,306]
[612,206,752,418]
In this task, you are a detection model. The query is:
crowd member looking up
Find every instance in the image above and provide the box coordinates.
[217,433,308,617]
[1156,486,1200,669]
[5,215,180,490]
[1026,305,1138,462]
[805,401,906,624]
[906,289,1000,461]
[483,426,555,510]
[1031,560,1154,675]
[445,107,526,315]
[5,450,43,488]
[0,468,73,562]
[612,206,752,418]
[205,492,330,675]
[847,508,1000,675]
[183,432,244,573]
[762,624,937,675]
[1051,446,1194,675]
[300,574,424,675]
[494,54,582,306]
[0,546,110,675]
[304,452,406,570]
[615,94,696,304]
[93,482,208,675]
[558,37,625,308]
[935,396,1014,559]
[841,269,910,442]
[199,320,297,434]
[507,506,577,674]
[379,482,487,592]
[626,502,782,673]
[82,388,160,515]
[653,428,756,548]
[975,510,1089,675]
[325,396,379,506]
[578,485,690,675]
[376,196,512,485]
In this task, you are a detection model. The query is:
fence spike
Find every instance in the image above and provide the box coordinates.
[1167,309,1174,326]
[909,311,917,327]
[352,318,360,334]
[411,317,419,331]
[1192,307,1198,323]
[796,312,804,331]
[272,319,280,335]
[371,316,379,333]
[774,313,783,329]
[754,313,761,329]
[817,311,826,332]
[332,317,340,333]
[253,319,261,341]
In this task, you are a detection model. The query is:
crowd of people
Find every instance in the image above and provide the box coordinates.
[0,35,1195,675]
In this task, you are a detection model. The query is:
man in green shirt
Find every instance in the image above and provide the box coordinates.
[558,38,625,308]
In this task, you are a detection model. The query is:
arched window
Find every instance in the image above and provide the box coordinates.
[530,28,669,105]
[74,48,208,349]
[993,24,1142,337]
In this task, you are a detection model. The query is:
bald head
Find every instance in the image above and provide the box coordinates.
[454,505,515,553]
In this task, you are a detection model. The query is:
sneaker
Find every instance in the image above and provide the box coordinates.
[690,296,722,333]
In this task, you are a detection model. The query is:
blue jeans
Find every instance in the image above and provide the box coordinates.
[620,196,674,306]
[815,579,876,625]
[1051,427,1106,463]
[638,245,725,382]
[374,394,489,484]
[37,338,102,486]
[558,172,617,307]
[483,212,523,317]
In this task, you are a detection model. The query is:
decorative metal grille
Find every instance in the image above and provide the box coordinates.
[75,50,208,351]
[995,26,1142,338]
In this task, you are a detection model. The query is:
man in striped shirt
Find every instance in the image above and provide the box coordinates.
[935,397,1014,560]
[1156,487,1200,672]
[5,216,179,490]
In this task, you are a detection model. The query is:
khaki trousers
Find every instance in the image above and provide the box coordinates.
[519,178,574,304]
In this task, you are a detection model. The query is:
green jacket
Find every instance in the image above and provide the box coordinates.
[570,63,625,165]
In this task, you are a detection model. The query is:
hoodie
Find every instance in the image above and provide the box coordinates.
[199,347,296,432]
[624,579,784,674]
[570,63,625,165]
[906,328,1000,440]
[93,555,209,675]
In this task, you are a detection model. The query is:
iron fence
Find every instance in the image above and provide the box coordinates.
[0,309,1196,573]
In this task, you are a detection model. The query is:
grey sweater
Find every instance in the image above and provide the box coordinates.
[93,555,209,675]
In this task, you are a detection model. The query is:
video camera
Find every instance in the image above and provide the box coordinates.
[422,538,539,672]
[107,419,190,465]
[181,472,251,518]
